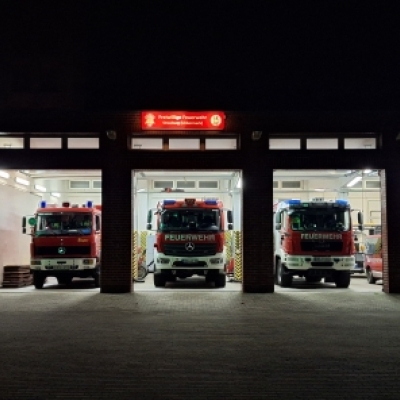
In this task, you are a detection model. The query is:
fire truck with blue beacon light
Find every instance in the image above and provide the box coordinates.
[22,200,102,289]
[147,198,233,288]
[273,198,363,288]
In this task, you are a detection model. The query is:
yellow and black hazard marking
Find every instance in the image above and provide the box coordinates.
[233,230,242,282]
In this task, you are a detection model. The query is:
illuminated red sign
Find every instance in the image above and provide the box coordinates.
[141,111,225,130]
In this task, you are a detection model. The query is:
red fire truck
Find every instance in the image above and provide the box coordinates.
[147,198,233,288]
[273,198,363,288]
[22,200,102,289]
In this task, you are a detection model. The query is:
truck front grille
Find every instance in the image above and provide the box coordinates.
[301,242,343,252]
[34,246,91,256]
[164,243,217,257]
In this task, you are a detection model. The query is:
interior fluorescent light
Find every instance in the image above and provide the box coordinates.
[15,176,30,186]
[0,170,10,179]
[51,192,61,198]
[314,188,325,192]
[363,169,372,174]
[34,184,46,192]
[346,176,362,187]
[137,189,145,192]
[236,178,242,189]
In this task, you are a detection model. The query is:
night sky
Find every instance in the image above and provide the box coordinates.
[2,1,399,112]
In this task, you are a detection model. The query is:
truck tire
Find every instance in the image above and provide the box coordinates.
[94,270,100,288]
[154,273,166,288]
[214,273,226,288]
[33,272,45,289]
[335,271,351,288]
[366,268,377,284]
[276,260,292,287]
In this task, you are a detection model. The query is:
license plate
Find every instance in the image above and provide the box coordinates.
[54,265,71,270]
[313,257,329,262]
[182,259,198,264]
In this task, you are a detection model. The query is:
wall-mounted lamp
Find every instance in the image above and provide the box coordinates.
[106,130,117,140]
[252,131,263,141]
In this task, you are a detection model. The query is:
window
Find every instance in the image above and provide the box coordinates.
[177,181,196,189]
[153,181,174,189]
[92,181,102,189]
[131,138,163,150]
[269,138,301,150]
[281,181,302,189]
[199,181,219,189]
[205,138,237,150]
[69,180,90,189]
[344,138,376,149]
[0,137,24,149]
[307,138,338,150]
[68,138,99,149]
[30,138,62,149]
[169,139,200,150]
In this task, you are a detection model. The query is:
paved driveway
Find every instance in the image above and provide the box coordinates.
[0,276,397,400]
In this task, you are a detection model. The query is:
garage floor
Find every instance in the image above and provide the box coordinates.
[0,273,382,293]
[0,274,395,399]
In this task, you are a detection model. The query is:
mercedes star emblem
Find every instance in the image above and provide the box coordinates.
[58,247,66,255]
[185,242,195,251]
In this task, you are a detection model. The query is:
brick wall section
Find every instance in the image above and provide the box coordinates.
[381,170,389,292]
[242,167,274,292]
[100,130,133,293]
[381,165,400,293]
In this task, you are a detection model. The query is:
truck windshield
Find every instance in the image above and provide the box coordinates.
[159,209,221,232]
[35,213,92,236]
[290,209,351,232]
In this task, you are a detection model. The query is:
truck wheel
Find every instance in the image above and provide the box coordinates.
[57,276,73,286]
[94,271,100,288]
[33,272,46,289]
[276,260,292,287]
[366,268,377,284]
[335,271,351,288]
[154,273,166,288]
[214,273,226,288]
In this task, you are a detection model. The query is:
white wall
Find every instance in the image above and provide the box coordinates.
[0,184,40,285]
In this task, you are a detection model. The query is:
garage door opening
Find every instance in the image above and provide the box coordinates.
[0,169,102,292]
[273,169,384,292]
[132,170,242,292]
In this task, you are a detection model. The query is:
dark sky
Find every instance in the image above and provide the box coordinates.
[2,1,399,112]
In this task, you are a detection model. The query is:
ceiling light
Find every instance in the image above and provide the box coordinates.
[346,176,362,187]
[363,169,372,174]
[236,178,242,189]
[51,192,61,198]
[34,184,46,192]
[15,177,30,186]
[314,188,325,192]
[0,170,10,179]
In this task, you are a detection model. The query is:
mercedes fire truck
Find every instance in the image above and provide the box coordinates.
[22,200,102,289]
[147,198,233,288]
[273,198,363,288]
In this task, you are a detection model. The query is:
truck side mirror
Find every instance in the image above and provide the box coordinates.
[275,223,282,230]
[147,223,152,230]
[227,210,233,224]
[275,212,282,224]
[227,223,233,230]
[358,211,363,231]
[147,210,153,224]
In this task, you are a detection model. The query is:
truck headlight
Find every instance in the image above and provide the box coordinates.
[210,258,223,264]
[83,259,94,265]
[31,260,41,266]
[157,258,170,264]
